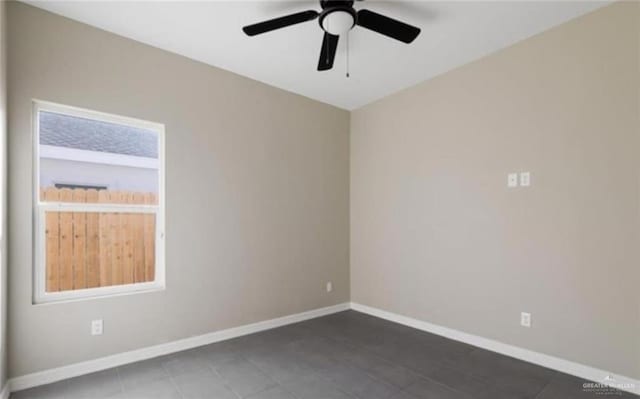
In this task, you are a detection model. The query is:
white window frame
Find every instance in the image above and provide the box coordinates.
[32,100,166,304]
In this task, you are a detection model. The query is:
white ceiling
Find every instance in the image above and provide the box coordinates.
[26,1,607,110]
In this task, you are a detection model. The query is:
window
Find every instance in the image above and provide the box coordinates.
[33,101,165,303]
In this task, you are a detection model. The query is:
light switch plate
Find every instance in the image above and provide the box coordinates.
[520,172,531,187]
[508,173,519,188]
[520,312,531,328]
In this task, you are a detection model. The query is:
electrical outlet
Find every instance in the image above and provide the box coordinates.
[326,281,333,293]
[91,319,103,336]
[508,173,519,188]
[520,172,531,187]
[520,312,531,328]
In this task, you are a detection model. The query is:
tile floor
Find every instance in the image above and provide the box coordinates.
[10,310,638,398]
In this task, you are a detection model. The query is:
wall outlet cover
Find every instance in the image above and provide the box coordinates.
[91,319,103,336]
[508,173,519,188]
[326,282,333,293]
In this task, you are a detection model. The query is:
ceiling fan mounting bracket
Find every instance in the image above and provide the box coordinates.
[319,0,355,10]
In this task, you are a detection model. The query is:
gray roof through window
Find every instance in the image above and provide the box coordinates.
[39,111,158,158]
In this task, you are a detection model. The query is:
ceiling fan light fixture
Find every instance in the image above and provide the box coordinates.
[321,10,355,36]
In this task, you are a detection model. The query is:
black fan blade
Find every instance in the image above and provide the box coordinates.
[356,9,420,43]
[243,10,319,36]
[318,32,339,71]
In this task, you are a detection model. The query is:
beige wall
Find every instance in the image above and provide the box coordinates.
[6,0,639,383]
[7,2,349,377]
[351,1,640,380]
[1,0,7,390]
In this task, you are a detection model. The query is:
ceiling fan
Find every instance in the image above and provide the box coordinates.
[242,0,421,71]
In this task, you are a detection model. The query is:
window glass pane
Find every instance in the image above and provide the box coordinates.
[44,210,156,293]
[39,111,159,204]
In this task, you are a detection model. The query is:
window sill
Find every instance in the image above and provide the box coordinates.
[33,281,165,305]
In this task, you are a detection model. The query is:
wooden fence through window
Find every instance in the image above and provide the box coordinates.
[41,187,157,292]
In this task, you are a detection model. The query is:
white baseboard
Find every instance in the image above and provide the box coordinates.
[8,302,350,393]
[351,302,639,395]
[0,383,9,399]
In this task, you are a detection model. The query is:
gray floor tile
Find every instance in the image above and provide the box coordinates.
[62,369,124,398]
[215,358,277,397]
[447,348,556,398]
[10,381,71,399]
[404,378,472,399]
[389,392,418,399]
[391,347,444,376]
[285,336,351,370]
[121,378,181,399]
[118,357,170,390]
[12,370,123,399]
[333,344,420,389]
[245,385,296,399]
[426,366,524,399]
[330,344,381,370]
[318,363,400,399]
[246,350,316,384]
[391,391,417,399]
[375,337,470,369]
[227,325,309,357]
[282,374,354,399]
[365,358,422,389]
[172,369,238,399]
[200,341,246,370]
[161,348,212,377]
